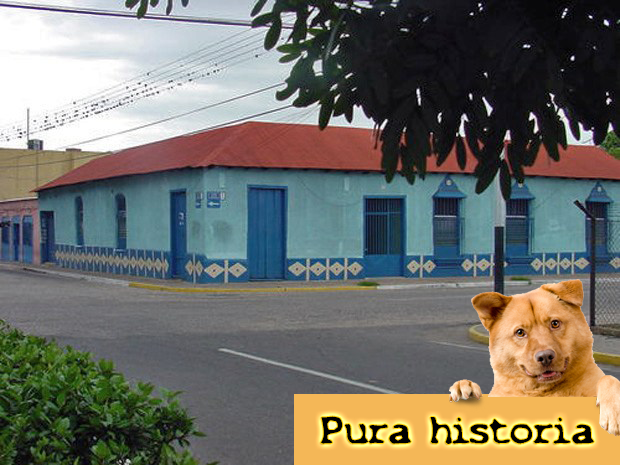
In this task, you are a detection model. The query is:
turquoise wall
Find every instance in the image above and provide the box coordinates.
[39,167,620,260]
[201,169,620,258]
[39,169,203,251]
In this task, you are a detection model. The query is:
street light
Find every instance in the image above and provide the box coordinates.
[573,200,596,327]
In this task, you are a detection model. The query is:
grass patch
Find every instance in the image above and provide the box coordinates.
[357,281,379,287]
[510,276,532,283]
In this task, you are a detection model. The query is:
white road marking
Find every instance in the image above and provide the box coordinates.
[218,348,401,394]
[431,341,489,352]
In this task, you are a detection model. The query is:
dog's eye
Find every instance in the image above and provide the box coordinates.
[550,320,561,329]
[515,329,526,338]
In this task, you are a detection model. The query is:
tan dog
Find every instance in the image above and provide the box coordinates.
[449,279,620,436]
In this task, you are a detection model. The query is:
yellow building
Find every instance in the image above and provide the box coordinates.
[0,147,105,201]
[0,146,106,264]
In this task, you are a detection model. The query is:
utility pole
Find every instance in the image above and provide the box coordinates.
[494,151,506,294]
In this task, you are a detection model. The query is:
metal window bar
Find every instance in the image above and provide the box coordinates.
[116,195,127,250]
[365,199,403,255]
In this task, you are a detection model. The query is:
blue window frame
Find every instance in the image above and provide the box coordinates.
[585,201,608,256]
[433,197,460,257]
[116,194,127,250]
[75,196,84,246]
[506,199,530,256]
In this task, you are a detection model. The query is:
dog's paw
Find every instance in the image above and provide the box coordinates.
[597,376,620,436]
[449,380,482,402]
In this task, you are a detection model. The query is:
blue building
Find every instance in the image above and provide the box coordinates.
[36,122,620,283]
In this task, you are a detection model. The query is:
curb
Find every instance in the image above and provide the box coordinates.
[128,282,376,293]
[19,266,130,287]
[468,324,620,367]
[5,263,590,295]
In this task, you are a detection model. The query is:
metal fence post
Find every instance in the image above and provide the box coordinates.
[574,200,596,327]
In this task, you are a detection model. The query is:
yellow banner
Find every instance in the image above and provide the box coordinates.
[295,394,619,464]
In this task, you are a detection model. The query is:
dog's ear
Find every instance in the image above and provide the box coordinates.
[541,280,583,307]
[471,292,512,330]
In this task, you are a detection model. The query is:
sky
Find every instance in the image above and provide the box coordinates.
[0,0,372,153]
[0,0,594,155]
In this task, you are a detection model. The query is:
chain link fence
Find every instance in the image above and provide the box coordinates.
[595,207,620,332]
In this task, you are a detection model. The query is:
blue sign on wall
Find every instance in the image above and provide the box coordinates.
[206,198,221,208]
[206,191,225,208]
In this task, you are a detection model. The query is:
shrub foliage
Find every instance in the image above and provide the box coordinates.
[0,321,211,465]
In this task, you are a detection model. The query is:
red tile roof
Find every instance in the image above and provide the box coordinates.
[36,121,620,191]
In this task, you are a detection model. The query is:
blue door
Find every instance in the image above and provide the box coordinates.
[12,216,20,261]
[40,211,55,263]
[364,198,404,277]
[170,191,187,278]
[1,217,9,260]
[248,187,286,280]
[22,216,33,264]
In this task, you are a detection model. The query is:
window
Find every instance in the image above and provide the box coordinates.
[585,201,608,255]
[433,197,460,257]
[506,199,530,256]
[116,194,127,250]
[75,196,84,246]
[364,198,403,255]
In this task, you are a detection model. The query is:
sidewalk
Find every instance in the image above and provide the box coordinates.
[1,261,593,293]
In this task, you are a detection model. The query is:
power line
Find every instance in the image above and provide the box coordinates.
[65,83,285,148]
[0,82,286,161]
[0,28,281,141]
[0,1,255,26]
[2,104,296,170]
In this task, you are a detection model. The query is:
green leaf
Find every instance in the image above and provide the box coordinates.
[264,17,282,50]
[499,160,512,200]
[251,0,269,17]
[252,12,273,28]
[275,84,297,101]
[137,0,148,18]
[318,93,335,129]
[456,136,466,170]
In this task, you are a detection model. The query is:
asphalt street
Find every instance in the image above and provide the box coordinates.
[1,268,617,464]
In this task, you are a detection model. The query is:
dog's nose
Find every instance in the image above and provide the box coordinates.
[535,350,556,367]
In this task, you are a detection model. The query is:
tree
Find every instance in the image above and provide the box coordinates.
[601,131,620,160]
[126,1,620,198]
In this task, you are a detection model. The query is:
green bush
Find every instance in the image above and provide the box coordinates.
[0,321,213,465]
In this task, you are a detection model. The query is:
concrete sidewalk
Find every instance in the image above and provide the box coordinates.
[0,261,592,293]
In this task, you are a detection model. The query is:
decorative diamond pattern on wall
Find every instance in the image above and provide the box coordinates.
[205,263,224,278]
[530,258,543,271]
[309,262,326,276]
[477,259,491,271]
[461,259,473,272]
[423,260,436,273]
[545,258,557,270]
[329,262,344,276]
[610,257,620,270]
[229,262,247,278]
[407,260,420,274]
[348,261,363,276]
[574,257,589,270]
[288,261,306,277]
[560,258,572,270]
